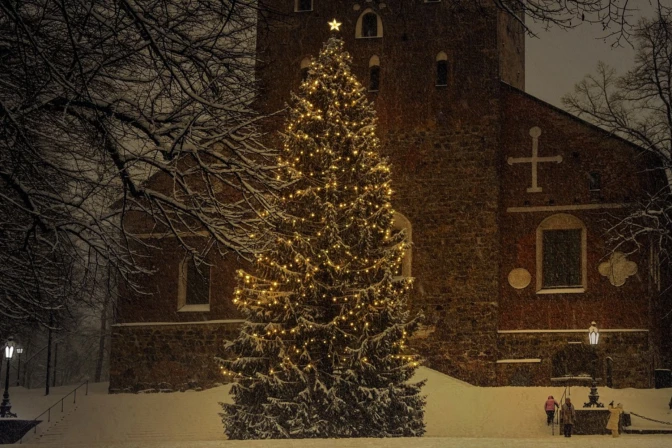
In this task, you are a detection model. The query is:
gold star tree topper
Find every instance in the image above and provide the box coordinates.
[328,19,342,31]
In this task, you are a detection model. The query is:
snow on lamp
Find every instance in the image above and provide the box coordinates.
[3,338,14,359]
[588,321,599,345]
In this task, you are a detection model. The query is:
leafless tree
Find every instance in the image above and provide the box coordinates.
[488,0,660,45]
[0,0,283,329]
[563,3,672,268]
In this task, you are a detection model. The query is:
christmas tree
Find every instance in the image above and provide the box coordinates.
[220,33,425,439]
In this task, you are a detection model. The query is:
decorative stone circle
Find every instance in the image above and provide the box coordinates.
[598,252,637,287]
[508,268,531,289]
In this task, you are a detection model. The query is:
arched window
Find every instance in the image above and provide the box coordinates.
[356,10,383,38]
[178,258,211,311]
[295,0,312,12]
[392,212,412,278]
[436,52,448,86]
[369,55,380,92]
[300,57,311,82]
[536,214,587,293]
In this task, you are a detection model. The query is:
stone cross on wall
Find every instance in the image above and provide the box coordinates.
[507,127,563,193]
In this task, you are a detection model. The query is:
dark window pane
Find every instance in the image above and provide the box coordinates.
[437,60,448,86]
[369,66,380,91]
[362,13,378,37]
[589,172,601,191]
[543,229,582,288]
[186,260,210,305]
[297,0,312,11]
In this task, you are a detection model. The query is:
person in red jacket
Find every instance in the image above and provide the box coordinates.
[544,395,560,425]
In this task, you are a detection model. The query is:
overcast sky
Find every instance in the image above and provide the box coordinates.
[525,3,664,109]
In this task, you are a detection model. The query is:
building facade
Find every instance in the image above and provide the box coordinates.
[109,0,670,392]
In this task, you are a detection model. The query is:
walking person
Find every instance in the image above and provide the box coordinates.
[561,397,576,437]
[606,402,623,437]
[544,395,559,425]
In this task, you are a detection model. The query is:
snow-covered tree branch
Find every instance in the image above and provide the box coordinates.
[0,0,282,329]
[563,3,672,266]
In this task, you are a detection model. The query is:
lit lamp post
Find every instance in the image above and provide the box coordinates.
[584,322,604,408]
[1,337,16,418]
[16,347,23,387]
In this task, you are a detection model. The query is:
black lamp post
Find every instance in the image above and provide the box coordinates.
[16,347,23,387]
[1,337,16,418]
[584,322,604,408]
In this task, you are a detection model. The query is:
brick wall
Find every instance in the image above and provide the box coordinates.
[496,331,651,388]
[109,322,242,392]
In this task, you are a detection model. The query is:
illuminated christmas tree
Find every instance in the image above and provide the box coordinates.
[220,32,425,439]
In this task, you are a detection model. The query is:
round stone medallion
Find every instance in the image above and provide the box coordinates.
[508,268,531,289]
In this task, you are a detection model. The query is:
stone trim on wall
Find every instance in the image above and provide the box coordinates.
[498,329,649,334]
[507,203,633,213]
[112,319,245,327]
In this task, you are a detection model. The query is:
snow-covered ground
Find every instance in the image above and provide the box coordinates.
[7,367,671,447]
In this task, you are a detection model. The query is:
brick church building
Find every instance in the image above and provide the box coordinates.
[110,1,671,391]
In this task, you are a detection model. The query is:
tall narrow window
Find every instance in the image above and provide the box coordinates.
[542,230,582,287]
[356,10,383,38]
[362,13,378,37]
[295,0,312,12]
[589,172,601,191]
[300,57,311,82]
[436,52,448,86]
[391,212,413,279]
[369,55,380,92]
[536,214,587,293]
[178,258,211,311]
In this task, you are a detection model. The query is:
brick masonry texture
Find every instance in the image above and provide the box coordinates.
[109,1,670,391]
[109,323,241,393]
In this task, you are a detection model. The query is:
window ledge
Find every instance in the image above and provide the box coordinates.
[537,288,585,295]
[356,36,383,40]
[178,304,211,312]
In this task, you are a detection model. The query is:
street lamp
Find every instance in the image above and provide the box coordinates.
[589,321,600,345]
[1,337,16,418]
[584,322,604,408]
[16,347,24,387]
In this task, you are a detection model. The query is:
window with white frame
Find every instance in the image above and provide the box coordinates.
[300,57,311,82]
[391,212,412,279]
[178,258,211,311]
[356,10,383,38]
[536,214,587,293]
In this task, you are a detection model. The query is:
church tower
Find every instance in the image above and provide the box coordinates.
[255,0,526,385]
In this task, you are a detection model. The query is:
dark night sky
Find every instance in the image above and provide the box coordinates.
[525,2,664,109]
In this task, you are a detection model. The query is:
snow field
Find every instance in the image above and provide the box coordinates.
[9,367,672,447]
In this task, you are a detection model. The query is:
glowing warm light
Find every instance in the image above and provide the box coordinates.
[328,19,342,32]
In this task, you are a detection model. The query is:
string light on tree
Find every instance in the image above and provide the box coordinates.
[219,35,425,439]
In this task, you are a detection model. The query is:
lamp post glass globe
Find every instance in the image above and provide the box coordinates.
[588,321,599,345]
[4,338,14,359]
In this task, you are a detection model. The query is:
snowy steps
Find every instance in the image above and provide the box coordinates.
[27,405,79,444]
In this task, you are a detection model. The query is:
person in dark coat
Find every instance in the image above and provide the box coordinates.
[544,395,559,425]
[561,397,576,437]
